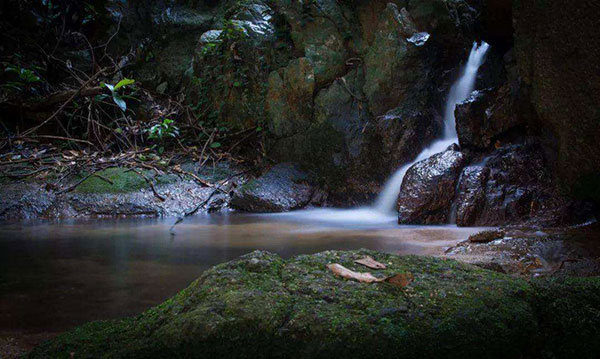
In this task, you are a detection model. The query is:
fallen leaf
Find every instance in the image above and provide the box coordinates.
[327,263,382,283]
[385,273,414,288]
[355,256,386,269]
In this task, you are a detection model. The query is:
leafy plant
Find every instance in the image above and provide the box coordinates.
[147,118,180,141]
[100,78,136,112]
[4,65,42,83]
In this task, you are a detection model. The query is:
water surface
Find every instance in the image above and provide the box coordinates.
[0,212,485,334]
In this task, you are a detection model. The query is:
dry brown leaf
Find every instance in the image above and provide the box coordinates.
[327,263,383,283]
[354,256,386,270]
[385,273,414,288]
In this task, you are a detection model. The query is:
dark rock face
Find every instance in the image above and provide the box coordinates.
[264,0,478,199]
[230,163,315,212]
[455,142,589,227]
[513,0,600,202]
[375,106,443,174]
[29,250,600,359]
[455,85,523,149]
[398,149,466,224]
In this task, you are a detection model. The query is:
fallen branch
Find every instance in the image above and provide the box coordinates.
[128,168,166,202]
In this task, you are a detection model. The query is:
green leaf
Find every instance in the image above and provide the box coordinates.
[103,83,115,92]
[114,78,135,90]
[210,142,222,149]
[233,81,241,87]
[112,93,127,112]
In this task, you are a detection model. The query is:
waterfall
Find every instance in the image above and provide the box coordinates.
[273,42,489,227]
[373,41,490,214]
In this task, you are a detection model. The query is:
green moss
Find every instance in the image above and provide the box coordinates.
[531,277,600,358]
[33,249,579,359]
[74,167,175,194]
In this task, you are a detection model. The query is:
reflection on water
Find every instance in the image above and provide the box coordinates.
[0,212,486,334]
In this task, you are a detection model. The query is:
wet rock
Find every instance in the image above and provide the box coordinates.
[0,183,57,220]
[469,230,505,243]
[398,148,466,224]
[230,163,315,212]
[446,226,600,278]
[455,142,590,227]
[455,85,524,149]
[0,165,242,220]
[266,58,315,137]
[30,249,600,359]
[374,106,442,174]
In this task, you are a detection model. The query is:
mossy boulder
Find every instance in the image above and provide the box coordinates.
[74,167,176,194]
[32,249,600,358]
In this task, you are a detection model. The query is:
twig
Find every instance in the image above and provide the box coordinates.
[20,70,105,137]
[128,168,166,202]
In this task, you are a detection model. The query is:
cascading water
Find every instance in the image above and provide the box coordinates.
[373,41,490,214]
[273,41,489,226]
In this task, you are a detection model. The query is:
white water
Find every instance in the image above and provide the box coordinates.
[276,42,489,226]
[373,41,490,214]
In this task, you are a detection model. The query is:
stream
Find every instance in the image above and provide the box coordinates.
[0,213,487,336]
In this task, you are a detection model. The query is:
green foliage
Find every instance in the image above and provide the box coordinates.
[100,78,136,112]
[1,62,44,94]
[147,118,180,141]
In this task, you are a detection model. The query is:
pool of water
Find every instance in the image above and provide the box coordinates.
[0,211,487,335]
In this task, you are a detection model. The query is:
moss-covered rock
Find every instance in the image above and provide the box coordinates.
[35,249,600,358]
[74,167,175,194]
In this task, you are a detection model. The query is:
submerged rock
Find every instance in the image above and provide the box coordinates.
[29,250,600,359]
[230,163,315,212]
[398,148,466,224]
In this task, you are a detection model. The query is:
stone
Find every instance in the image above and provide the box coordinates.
[230,163,315,212]
[29,250,600,359]
[266,58,315,138]
[454,85,523,149]
[374,106,442,174]
[275,0,351,86]
[468,230,505,243]
[455,142,589,227]
[363,4,427,117]
[397,148,466,224]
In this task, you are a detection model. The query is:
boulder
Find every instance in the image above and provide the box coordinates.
[397,148,466,224]
[375,106,443,174]
[454,85,523,149]
[29,250,600,359]
[230,163,315,212]
[455,142,589,227]
[266,58,316,138]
